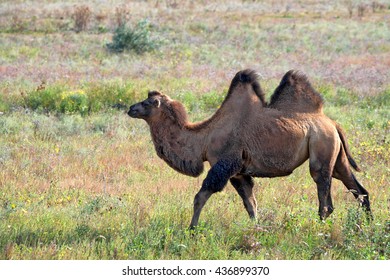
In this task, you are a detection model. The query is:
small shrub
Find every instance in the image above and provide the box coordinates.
[82,197,104,215]
[22,81,138,115]
[73,5,91,33]
[106,20,159,54]
[25,85,64,113]
[59,90,89,115]
[87,81,137,112]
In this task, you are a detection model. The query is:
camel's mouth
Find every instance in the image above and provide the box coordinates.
[128,106,139,118]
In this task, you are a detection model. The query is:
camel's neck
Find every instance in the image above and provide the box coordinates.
[149,120,206,177]
[146,86,263,176]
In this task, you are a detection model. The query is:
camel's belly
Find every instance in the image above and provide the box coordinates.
[242,138,310,178]
[240,167,293,178]
[240,158,304,178]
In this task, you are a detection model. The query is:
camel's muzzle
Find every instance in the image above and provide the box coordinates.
[128,105,139,118]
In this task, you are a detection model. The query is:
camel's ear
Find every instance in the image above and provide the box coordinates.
[153,98,161,108]
[148,91,162,98]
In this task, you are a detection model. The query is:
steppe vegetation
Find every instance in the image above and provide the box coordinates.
[0,0,389,259]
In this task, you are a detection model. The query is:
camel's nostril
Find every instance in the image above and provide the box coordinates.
[128,108,137,117]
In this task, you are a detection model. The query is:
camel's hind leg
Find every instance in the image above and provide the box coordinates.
[332,148,372,218]
[310,162,334,220]
[230,175,257,219]
[309,138,338,220]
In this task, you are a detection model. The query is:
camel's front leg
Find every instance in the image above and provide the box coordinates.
[189,158,241,229]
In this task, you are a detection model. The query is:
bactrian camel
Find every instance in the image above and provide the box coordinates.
[128,69,372,229]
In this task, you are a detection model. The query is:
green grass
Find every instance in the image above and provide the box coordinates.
[0,0,389,260]
[0,104,388,260]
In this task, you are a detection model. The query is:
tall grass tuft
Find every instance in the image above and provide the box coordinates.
[73,5,91,33]
[114,5,131,28]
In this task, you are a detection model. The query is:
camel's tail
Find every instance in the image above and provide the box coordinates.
[336,123,361,172]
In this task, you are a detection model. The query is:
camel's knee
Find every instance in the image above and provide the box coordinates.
[190,190,213,230]
[193,191,211,209]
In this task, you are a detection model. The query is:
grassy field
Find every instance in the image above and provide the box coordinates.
[0,0,389,260]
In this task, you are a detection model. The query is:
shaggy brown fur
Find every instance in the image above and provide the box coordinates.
[268,70,324,113]
[128,69,371,229]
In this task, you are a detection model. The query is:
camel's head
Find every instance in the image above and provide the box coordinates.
[128,91,164,120]
[129,91,189,127]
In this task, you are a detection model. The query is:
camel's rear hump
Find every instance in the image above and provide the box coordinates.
[268,70,324,113]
